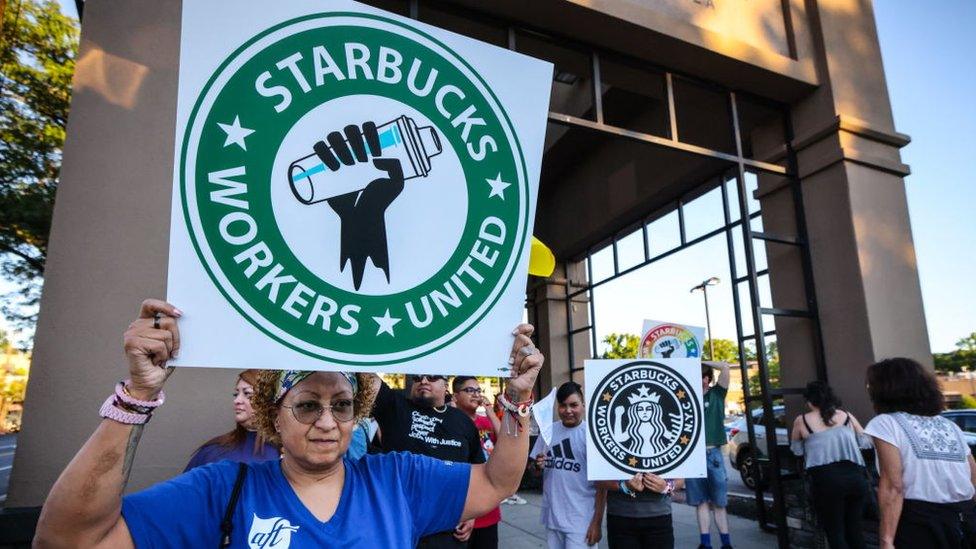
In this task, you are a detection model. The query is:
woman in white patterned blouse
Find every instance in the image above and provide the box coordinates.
[864,358,976,549]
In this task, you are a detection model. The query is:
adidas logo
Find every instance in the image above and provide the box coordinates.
[545,438,582,472]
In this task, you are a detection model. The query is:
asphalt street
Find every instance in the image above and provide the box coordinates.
[0,433,17,504]
[721,444,772,501]
[499,490,776,548]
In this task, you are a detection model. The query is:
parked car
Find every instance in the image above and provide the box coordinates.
[727,405,789,489]
[724,414,742,440]
[942,410,976,454]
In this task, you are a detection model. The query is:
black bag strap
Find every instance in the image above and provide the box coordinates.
[220,462,248,548]
[801,413,813,434]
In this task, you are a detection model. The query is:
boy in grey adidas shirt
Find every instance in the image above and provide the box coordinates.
[530,382,607,548]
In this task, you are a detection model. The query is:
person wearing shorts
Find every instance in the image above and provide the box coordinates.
[685,361,733,549]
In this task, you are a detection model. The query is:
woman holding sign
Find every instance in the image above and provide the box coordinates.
[33,299,545,548]
[597,473,683,548]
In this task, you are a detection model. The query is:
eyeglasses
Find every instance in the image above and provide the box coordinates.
[412,374,445,383]
[281,399,356,424]
[458,387,483,394]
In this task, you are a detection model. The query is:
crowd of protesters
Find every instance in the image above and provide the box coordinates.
[33,299,545,548]
[30,298,976,549]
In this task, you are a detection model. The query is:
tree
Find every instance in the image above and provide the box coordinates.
[957,333,976,354]
[959,395,976,410]
[1,377,25,402]
[934,352,972,373]
[934,332,976,374]
[702,338,739,362]
[748,341,781,396]
[0,0,79,334]
[601,332,639,359]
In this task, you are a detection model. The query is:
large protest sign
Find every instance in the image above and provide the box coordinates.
[166,1,551,374]
[585,359,706,480]
[639,319,706,359]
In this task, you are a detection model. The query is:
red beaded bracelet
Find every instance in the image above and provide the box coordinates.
[497,392,533,418]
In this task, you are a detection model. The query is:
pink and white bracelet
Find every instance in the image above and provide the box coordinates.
[99,380,165,425]
[100,395,151,424]
[115,380,165,411]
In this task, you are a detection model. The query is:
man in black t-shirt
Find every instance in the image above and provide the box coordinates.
[372,373,484,547]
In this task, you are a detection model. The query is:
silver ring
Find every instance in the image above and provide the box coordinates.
[519,346,536,357]
[153,313,161,330]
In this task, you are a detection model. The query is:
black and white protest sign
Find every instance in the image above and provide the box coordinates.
[585,359,706,480]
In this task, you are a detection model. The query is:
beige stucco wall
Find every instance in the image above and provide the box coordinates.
[622,0,792,57]
[6,0,244,507]
[762,0,930,422]
[445,0,817,100]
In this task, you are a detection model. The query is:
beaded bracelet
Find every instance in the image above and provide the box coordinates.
[98,380,165,425]
[100,395,151,425]
[115,380,165,411]
[496,392,533,417]
[497,392,533,436]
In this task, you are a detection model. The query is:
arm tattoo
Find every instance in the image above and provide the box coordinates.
[120,367,175,489]
[121,425,144,487]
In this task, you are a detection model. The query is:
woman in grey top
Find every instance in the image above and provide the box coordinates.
[597,474,683,548]
[790,381,872,549]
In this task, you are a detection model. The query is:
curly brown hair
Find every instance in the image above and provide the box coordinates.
[866,357,944,416]
[252,371,378,446]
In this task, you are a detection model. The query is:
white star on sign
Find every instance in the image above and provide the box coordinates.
[486,173,511,200]
[372,309,401,337]
[218,116,255,151]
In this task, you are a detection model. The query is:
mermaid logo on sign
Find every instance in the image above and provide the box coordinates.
[638,321,703,359]
[588,361,701,475]
[180,12,530,365]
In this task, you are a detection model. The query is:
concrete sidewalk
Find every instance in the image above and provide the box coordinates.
[496,491,776,548]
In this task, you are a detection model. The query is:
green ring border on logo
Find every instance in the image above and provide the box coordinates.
[587,361,703,475]
[179,11,531,366]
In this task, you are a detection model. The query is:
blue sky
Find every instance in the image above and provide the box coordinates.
[872,1,976,352]
[2,2,972,354]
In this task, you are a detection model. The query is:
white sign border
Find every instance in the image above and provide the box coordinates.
[177,13,532,366]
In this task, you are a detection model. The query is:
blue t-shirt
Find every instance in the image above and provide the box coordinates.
[183,431,280,472]
[122,452,470,548]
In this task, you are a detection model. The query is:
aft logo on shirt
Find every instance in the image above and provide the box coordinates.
[248,514,300,549]
[545,438,582,472]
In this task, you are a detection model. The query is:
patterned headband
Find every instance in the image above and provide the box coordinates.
[274,370,359,403]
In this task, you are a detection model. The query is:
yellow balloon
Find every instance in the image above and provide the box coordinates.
[529,236,556,277]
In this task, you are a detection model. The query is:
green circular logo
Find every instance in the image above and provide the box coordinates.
[181,13,529,365]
